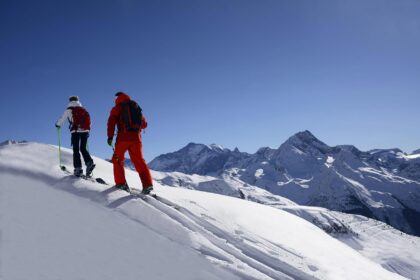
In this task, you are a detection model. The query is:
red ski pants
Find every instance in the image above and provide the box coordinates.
[112,141,153,189]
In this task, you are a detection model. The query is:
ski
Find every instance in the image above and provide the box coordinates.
[150,194,181,211]
[60,166,160,201]
[74,174,108,185]
[61,166,108,185]
[127,187,180,210]
[114,183,155,197]
[125,187,157,200]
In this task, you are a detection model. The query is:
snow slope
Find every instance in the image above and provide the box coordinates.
[0,144,235,280]
[0,142,416,280]
[153,169,420,279]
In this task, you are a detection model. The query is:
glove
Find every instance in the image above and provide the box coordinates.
[107,137,113,146]
[55,124,61,128]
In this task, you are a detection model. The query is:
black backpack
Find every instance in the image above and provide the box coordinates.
[120,100,143,132]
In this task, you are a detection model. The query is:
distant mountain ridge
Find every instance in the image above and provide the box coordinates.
[149,130,420,236]
[1,140,27,146]
[411,148,420,155]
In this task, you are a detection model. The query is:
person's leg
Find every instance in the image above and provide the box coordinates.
[112,141,129,185]
[71,133,82,171]
[128,142,153,189]
[80,133,94,166]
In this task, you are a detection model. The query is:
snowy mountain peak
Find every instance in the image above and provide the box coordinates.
[0,139,27,146]
[183,142,208,154]
[181,142,230,155]
[292,130,319,141]
[274,130,331,161]
[282,130,330,154]
[289,130,325,145]
[149,142,242,175]
[207,143,226,151]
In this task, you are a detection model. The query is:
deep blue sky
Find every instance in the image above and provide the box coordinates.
[1,0,419,161]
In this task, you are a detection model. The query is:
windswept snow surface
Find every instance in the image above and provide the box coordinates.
[0,142,415,280]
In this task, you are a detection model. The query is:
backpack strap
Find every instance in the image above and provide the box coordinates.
[67,107,75,131]
[119,102,129,133]
[68,106,85,132]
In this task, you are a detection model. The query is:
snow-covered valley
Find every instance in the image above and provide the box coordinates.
[1,142,420,279]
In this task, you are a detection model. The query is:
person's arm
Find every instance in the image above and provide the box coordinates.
[141,115,148,130]
[107,106,119,139]
[56,109,71,127]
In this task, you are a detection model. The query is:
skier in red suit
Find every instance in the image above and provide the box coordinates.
[107,92,153,194]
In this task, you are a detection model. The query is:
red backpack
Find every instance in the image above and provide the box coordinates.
[69,107,91,131]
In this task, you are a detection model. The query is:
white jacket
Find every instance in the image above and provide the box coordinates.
[56,101,90,133]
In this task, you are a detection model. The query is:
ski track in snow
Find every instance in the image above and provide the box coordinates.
[142,196,317,280]
[29,169,315,280]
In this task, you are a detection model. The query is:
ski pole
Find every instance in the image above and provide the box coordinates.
[57,127,66,171]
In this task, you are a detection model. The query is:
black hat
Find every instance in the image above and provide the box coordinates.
[115,91,126,97]
[69,96,79,102]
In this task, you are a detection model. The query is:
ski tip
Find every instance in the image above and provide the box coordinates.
[96,178,107,185]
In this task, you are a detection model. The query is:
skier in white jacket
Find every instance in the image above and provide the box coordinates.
[56,96,95,176]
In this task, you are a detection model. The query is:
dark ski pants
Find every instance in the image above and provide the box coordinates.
[71,132,93,169]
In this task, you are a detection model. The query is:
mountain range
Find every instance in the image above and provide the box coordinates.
[149,130,420,236]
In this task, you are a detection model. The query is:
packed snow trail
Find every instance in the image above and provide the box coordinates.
[0,142,409,279]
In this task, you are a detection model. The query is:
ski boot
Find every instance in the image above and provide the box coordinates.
[86,161,96,177]
[142,186,154,195]
[114,184,130,192]
[74,168,83,177]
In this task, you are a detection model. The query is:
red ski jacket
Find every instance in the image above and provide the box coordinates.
[107,93,148,142]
